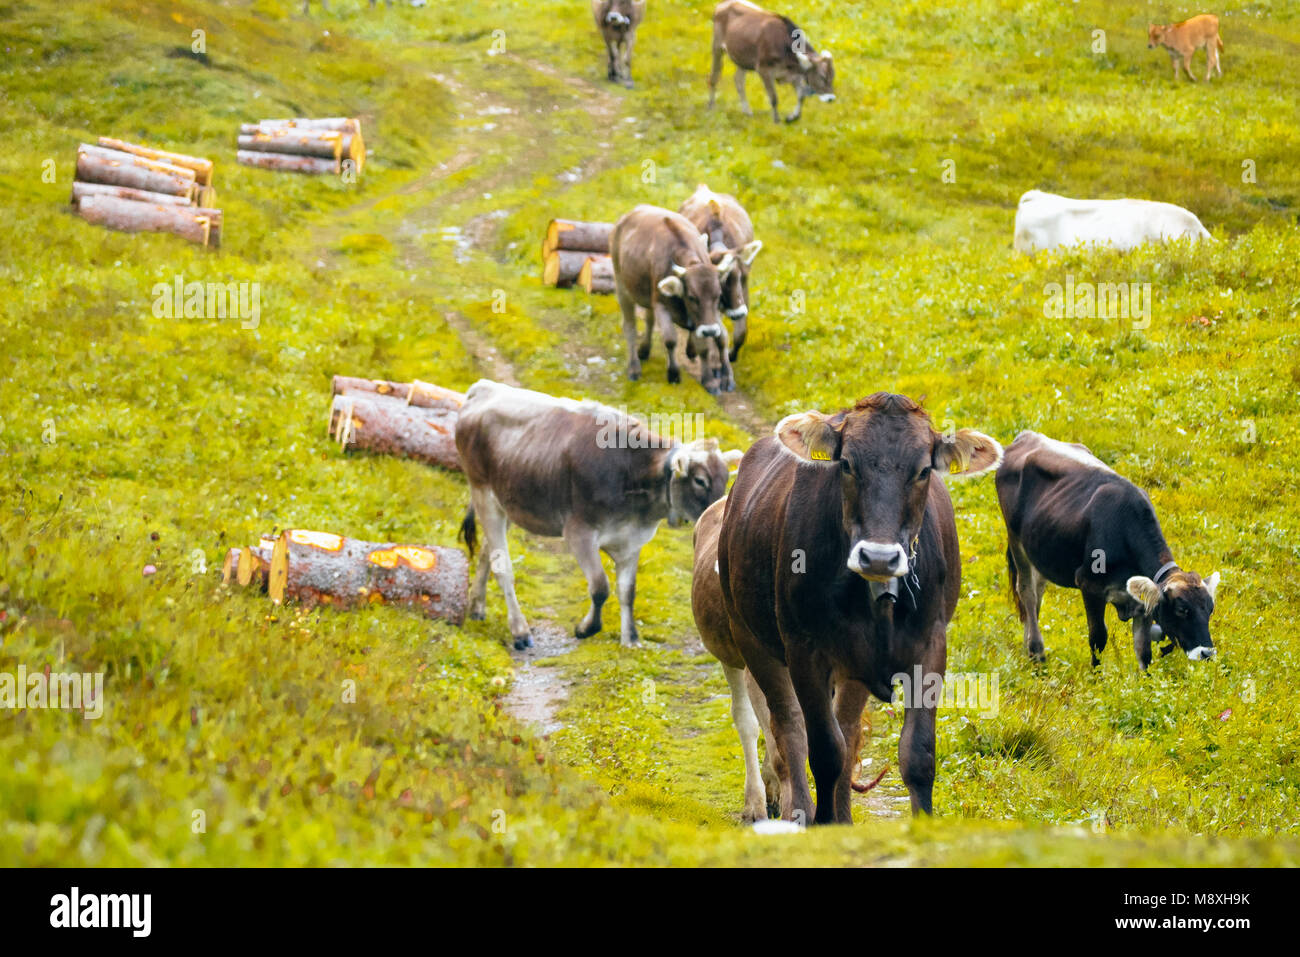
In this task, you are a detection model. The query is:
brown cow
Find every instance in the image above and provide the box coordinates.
[1148,14,1223,82]
[678,184,763,363]
[709,1,835,123]
[591,0,646,88]
[717,394,1001,823]
[610,204,739,395]
[456,379,742,649]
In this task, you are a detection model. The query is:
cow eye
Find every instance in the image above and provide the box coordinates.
[693,475,708,488]
[840,459,852,475]
[916,466,932,482]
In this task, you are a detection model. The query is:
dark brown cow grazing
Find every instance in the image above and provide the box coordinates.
[995,431,1221,670]
[610,204,739,395]
[709,1,835,123]
[456,379,742,649]
[718,394,1002,823]
[591,0,646,88]
[678,184,763,363]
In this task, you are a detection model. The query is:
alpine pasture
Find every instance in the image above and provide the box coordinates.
[1,0,1299,866]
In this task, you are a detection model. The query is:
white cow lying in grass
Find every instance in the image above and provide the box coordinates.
[1013,189,1212,254]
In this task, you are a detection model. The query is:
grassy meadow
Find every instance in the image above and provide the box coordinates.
[1,0,1299,865]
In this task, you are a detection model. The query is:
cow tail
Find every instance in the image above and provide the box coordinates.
[459,505,478,559]
[1216,35,1223,51]
[1007,546,1026,622]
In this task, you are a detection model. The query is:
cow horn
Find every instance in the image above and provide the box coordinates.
[715,252,736,276]
[672,262,687,277]
[795,48,812,71]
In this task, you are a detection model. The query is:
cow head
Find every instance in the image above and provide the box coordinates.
[1147,23,1167,48]
[666,439,744,527]
[656,217,735,339]
[709,238,762,321]
[1126,569,1220,659]
[776,394,1002,582]
[794,47,835,102]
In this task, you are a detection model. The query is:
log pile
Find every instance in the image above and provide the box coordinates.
[237,118,365,177]
[541,219,614,294]
[328,375,463,471]
[221,529,469,626]
[70,139,222,247]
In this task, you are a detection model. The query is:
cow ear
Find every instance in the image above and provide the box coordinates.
[1127,576,1161,616]
[700,232,710,247]
[775,411,839,462]
[657,275,684,298]
[1204,571,1220,603]
[933,429,1003,479]
[722,449,744,469]
[738,239,762,265]
[794,48,812,71]
[715,252,737,277]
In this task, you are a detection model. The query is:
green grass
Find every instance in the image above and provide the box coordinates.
[1,0,1298,865]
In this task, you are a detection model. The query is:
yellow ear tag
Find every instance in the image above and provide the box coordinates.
[810,450,831,461]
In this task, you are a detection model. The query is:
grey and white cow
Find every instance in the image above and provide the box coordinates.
[455,379,743,648]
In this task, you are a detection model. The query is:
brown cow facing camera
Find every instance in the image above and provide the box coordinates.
[678,184,763,364]
[591,0,646,88]
[709,0,835,123]
[717,394,1002,823]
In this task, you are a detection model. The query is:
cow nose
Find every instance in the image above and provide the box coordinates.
[847,541,908,579]
[696,323,722,338]
[819,93,836,103]
[725,305,748,319]
[1186,645,1216,661]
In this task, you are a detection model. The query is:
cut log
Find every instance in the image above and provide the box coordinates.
[237,545,273,590]
[578,254,615,294]
[328,392,459,470]
[236,150,339,175]
[221,548,242,584]
[71,181,192,207]
[194,206,223,248]
[268,529,469,625]
[542,219,612,259]
[542,249,593,288]
[331,376,464,413]
[76,145,196,199]
[96,137,214,186]
[193,184,218,209]
[244,118,361,135]
[238,130,342,160]
[75,194,213,246]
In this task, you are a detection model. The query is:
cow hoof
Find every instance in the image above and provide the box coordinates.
[621,80,634,90]
[621,635,641,648]
[469,607,486,621]
[574,620,602,640]
[728,348,739,363]
[742,805,767,823]
[722,377,736,393]
[637,343,651,361]
[627,368,640,381]
[512,634,533,651]
[667,368,681,385]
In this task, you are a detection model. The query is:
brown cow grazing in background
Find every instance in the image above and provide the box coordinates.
[709,0,835,123]
[591,0,646,88]
[1149,14,1223,82]
[996,431,1220,670]
[678,184,763,363]
[610,204,739,395]
[456,379,742,649]
[718,394,1002,823]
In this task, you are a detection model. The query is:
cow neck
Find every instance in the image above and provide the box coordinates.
[659,444,681,510]
[1153,560,1180,585]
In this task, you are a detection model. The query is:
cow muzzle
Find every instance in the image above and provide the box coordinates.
[695,323,723,339]
[724,305,748,319]
[819,93,836,103]
[1186,645,1216,660]
[606,12,630,27]
[847,541,908,581]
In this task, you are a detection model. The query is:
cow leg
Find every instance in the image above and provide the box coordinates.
[1182,54,1197,80]
[1205,45,1215,81]
[620,35,635,88]
[722,664,768,821]
[474,489,532,650]
[564,519,608,639]
[1132,616,1155,671]
[1082,590,1109,667]
[607,536,651,647]
[740,636,810,822]
[787,648,843,825]
[708,42,725,109]
[831,675,870,824]
[694,331,721,395]
[728,312,747,363]
[759,71,782,122]
[734,68,753,116]
[605,39,618,82]
[744,668,782,816]
[1009,541,1048,661]
[785,84,807,123]
[618,288,642,380]
[654,302,681,385]
[715,328,735,392]
[898,628,944,815]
